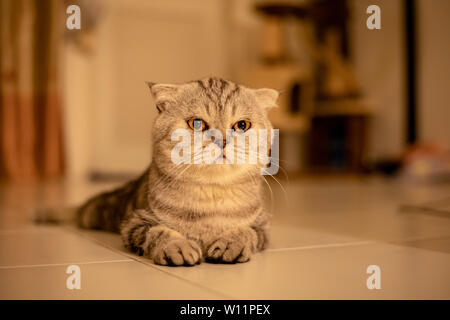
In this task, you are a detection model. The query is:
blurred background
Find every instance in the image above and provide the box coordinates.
[1,0,449,187]
[1,0,450,300]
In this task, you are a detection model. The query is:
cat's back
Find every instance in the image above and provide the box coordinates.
[77,168,149,232]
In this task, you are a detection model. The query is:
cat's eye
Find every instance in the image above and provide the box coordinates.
[232,120,251,132]
[187,118,208,131]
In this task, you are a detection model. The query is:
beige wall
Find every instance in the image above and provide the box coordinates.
[417,0,450,147]
[351,0,450,159]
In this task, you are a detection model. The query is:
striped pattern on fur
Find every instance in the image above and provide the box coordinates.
[76,77,278,266]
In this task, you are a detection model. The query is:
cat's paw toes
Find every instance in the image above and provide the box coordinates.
[154,239,202,266]
[206,239,252,263]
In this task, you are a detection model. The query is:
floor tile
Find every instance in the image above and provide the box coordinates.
[0,261,224,299]
[269,224,365,250]
[0,226,127,267]
[1,178,449,299]
[268,179,450,242]
[153,242,450,299]
[64,227,129,254]
[389,236,450,254]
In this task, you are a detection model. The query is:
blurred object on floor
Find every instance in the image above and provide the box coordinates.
[0,0,65,181]
[399,143,450,183]
[361,143,450,184]
[364,158,403,177]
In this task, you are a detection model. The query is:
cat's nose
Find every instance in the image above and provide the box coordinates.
[213,138,226,149]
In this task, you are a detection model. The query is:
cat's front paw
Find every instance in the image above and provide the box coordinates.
[153,239,202,266]
[206,238,253,263]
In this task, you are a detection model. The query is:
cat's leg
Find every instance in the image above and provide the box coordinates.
[250,223,270,251]
[206,209,269,263]
[146,226,203,266]
[121,211,202,266]
[206,226,265,263]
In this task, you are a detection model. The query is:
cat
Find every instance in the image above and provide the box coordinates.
[75,77,279,266]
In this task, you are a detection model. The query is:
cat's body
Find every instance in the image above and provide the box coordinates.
[75,77,278,266]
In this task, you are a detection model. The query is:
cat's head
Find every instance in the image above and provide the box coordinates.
[148,77,279,185]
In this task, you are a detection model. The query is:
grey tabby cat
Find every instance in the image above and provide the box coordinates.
[77,77,279,266]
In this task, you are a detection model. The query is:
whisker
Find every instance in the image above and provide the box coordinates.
[234,148,291,183]
[266,173,290,212]
[260,174,274,216]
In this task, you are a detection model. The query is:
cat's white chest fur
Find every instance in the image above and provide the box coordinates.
[148,171,263,245]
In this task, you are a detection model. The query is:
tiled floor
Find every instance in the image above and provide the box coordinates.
[1,177,450,299]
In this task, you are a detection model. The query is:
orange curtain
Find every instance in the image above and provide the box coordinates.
[0,0,65,181]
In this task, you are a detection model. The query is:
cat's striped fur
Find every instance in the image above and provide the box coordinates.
[77,77,279,266]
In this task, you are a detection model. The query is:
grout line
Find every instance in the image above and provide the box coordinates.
[62,225,233,299]
[58,225,450,298]
[266,240,376,253]
[0,259,133,270]
[267,234,450,253]
[134,258,235,299]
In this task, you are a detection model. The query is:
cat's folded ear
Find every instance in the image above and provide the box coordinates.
[146,82,179,113]
[253,88,280,111]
